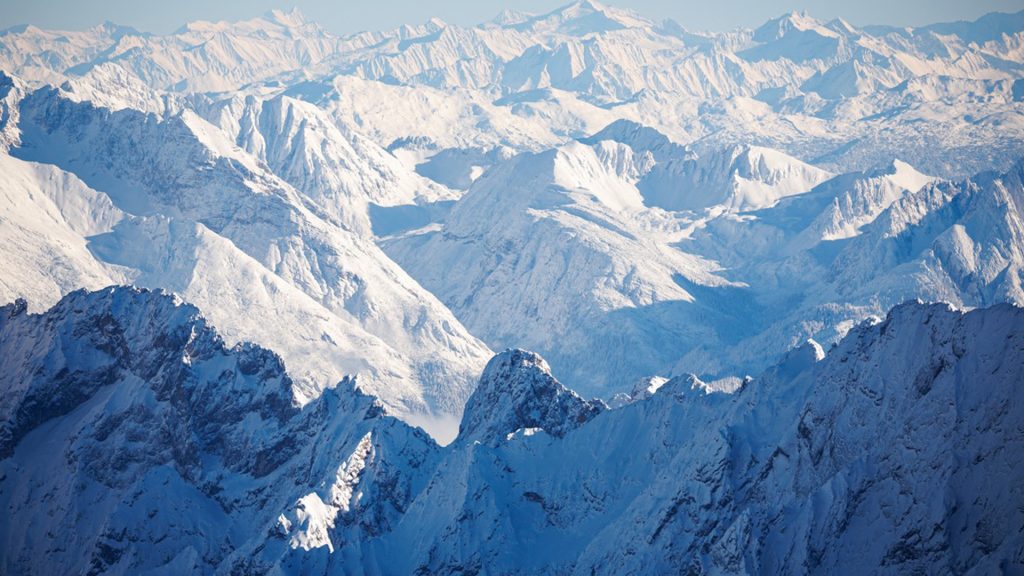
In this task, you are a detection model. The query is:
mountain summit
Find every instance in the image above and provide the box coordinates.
[458,349,604,444]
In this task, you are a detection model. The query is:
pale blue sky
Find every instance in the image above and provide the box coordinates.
[2,0,1022,35]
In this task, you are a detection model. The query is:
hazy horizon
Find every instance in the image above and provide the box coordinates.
[2,0,1022,37]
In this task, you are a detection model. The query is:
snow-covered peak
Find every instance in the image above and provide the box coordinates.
[425,16,449,31]
[553,140,650,209]
[0,286,443,574]
[2,285,1023,574]
[179,8,315,36]
[763,336,826,380]
[639,143,833,212]
[871,158,934,191]
[0,71,24,151]
[628,375,670,401]
[754,11,839,42]
[580,119,690,162]
[7,83,493,437]
[509,0,650,36]
[752,157,937,249]
[457,349,605,445]
[199,91,453,232]
[736,145,833,189]
[443,140,651,239]
[265,7,309,28]
[489,8,532,27]
[0,286,296,458]
[391,300,1023,574]
[743,11,854,63]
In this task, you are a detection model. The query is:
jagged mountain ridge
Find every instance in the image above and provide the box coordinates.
[676,155,1024,375]
[3,2,1020,102]
[0,287,441,574]
[0,287,1020,574]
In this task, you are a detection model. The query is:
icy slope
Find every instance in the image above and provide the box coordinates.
[0,153,123,307]
[2,289,1019,574]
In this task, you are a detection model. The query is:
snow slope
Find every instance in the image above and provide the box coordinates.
[0,153,123,306]
[636,142,834,212]
[677,156,1024,376]
[194,92,458,233]
[1,83,492,436]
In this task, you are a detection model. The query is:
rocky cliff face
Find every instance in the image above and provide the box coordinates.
[0,287,440,575]
[1,287,1020,574]
[458,349,604,445]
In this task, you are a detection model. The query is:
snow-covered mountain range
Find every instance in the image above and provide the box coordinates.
[1,1,1023,572]
[1,287,1021,574]
[384,135,1024,395]
[3,1,1023,404]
